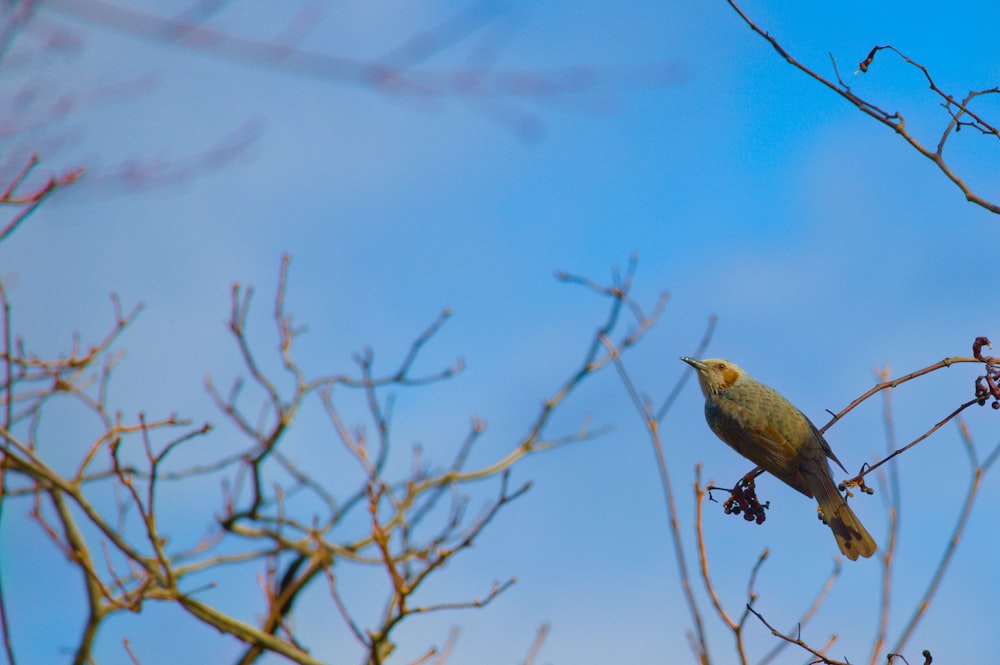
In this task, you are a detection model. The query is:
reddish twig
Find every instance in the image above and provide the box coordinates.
[825,338,999,486]
[0,155,84,243]
[694,466,752,665]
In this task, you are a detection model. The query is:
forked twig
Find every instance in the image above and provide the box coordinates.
[725,0,1000,215]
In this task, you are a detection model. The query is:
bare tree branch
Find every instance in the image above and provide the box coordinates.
[725,0,1000,215]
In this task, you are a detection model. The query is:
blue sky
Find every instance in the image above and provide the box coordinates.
[3,1,1000,663]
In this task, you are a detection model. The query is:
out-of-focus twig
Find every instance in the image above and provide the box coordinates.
[601,329,712,665]
[0,154,84,243]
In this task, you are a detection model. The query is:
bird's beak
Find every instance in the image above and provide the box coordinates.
[680,356,706,371]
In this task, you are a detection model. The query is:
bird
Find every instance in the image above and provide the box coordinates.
[680,356,876,561]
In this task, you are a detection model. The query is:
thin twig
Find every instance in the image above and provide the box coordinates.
[656,314,717,422]
[756,560,841,665]
[0,278,15,665]
[725,0,1000,215]
[746,605,848,665]
[605,336,710,664]
[869,366,899,665]
[891,419,990,654]
[522,623,550,665]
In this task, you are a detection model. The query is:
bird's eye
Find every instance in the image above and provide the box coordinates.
[716,363,726,371]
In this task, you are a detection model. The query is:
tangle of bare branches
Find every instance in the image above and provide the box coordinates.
[725,0,1000,215]
[0,237,660,664]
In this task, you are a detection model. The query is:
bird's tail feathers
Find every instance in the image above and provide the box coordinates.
[814,475,877,561]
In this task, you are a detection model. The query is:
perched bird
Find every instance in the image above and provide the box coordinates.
[680,357,876,561]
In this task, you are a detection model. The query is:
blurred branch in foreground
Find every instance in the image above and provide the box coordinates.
[41,0,688,141]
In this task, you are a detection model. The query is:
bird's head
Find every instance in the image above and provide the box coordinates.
[680,357,745,397]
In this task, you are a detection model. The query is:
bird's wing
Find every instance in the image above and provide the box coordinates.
[710,411,799,474]
[807,419,847,473]
[708,410,812,496]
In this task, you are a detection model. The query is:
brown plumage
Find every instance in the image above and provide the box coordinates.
[681,356,876,561]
